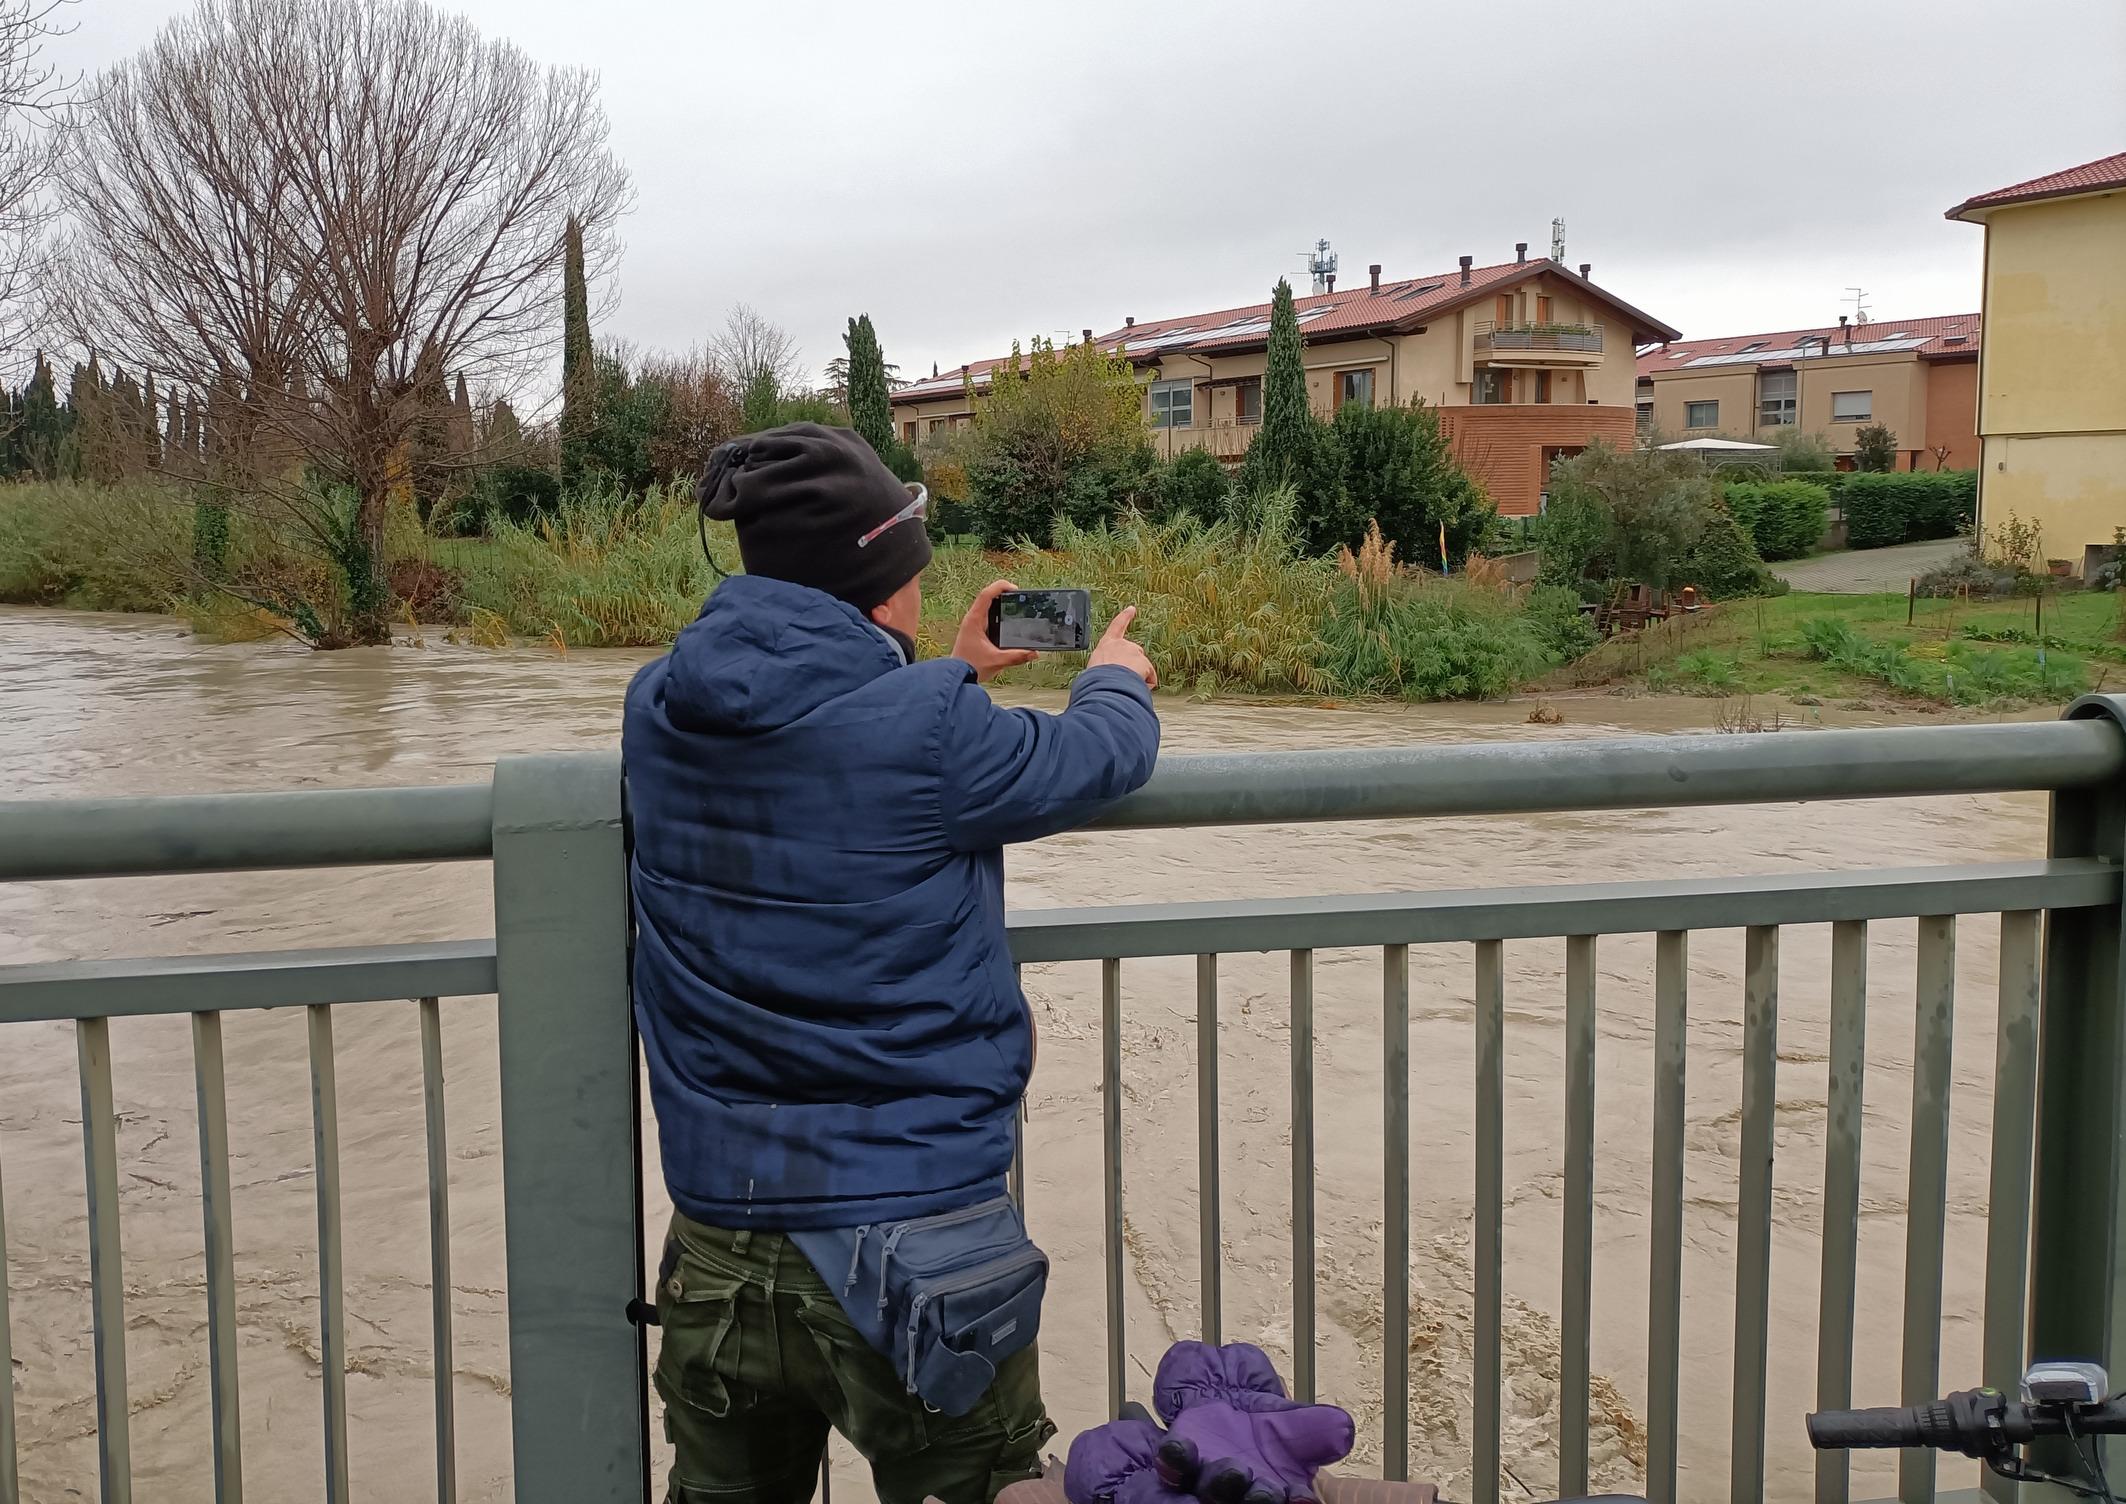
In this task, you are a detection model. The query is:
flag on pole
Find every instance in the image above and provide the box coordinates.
[1439,521,1449,575]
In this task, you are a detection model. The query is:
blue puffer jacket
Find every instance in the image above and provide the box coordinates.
[623,574,1160,1230]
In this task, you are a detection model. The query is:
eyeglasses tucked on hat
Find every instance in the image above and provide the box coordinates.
[857,484,927,550]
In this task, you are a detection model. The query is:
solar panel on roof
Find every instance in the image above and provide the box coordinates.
[1393,283,1444,301]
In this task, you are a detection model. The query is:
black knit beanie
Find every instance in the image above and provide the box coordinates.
[697,423,933,612]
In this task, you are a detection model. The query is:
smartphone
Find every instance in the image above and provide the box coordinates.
[987,589,1092,652]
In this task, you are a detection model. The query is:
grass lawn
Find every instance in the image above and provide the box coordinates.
[1554,588,2125,710]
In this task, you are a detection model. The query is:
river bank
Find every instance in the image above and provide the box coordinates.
[0,605,2049,1502]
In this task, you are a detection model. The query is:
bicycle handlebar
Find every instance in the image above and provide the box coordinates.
[1808,1390,2126,1460]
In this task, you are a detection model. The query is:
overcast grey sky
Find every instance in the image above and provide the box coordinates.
[50,0,2126,389]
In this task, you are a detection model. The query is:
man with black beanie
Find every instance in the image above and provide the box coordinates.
[623,423,1161,1502]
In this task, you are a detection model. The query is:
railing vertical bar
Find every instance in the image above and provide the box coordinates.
[1013,967,1028,1212]
[1473,939,1506,1504]
[1815,921,1869,1504]
[1981,912,2042,1504]
[307,1005,350,1504]
[191,1011,244,1504]
[1646,930,1689,1504]
[1383,943,1411,1482]
[1900,916,1958,1504]
[1197,954,1221,1345]
[1290,949,1316,1405]
[0,1137,17,1504]
[1560,935,1597,1499]
[1731,926,1780,1504]
[77,1016,132,1504]
[419,998,458,1504]
[1102,957,1125,1419]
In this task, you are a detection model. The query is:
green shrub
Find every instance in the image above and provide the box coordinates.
[1723,479,1830,561]
[1842,471,1976,548]
[1332,398,1494,565]
[1,480,193,610]
[1152,446,1233,526]
[1915,550,2033,599]
[1524,583,1598,660]
[1318,577,1556,700]
[452,485,737,646]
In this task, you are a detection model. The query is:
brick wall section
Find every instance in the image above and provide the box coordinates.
[1434,405,1637,516]
[1924,357,1981,471]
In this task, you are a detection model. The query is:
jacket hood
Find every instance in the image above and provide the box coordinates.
[660,573,904,735]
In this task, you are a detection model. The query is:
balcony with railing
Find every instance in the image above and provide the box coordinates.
[1155,418,1256,461]
[1474,320,1606,366]
[8,705,2126,1502]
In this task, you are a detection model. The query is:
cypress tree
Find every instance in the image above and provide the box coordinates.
[22,354,61,479]
[1239,278,1346,547]
[143,373,161,471]
[487,396,523,452]
[559,214,593,492]
[845,314,893,457]
[164,387,184,474]
[450,373,475,454]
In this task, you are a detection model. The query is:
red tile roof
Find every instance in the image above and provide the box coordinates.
[1637,313,1981,379]
[894,259,1679,404]
[1947,150,2126,220]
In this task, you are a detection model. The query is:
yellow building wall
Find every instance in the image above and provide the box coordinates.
[1796,355,1927,457]
[1977,192,2126,437]
[1651,369,1754,435]
[1980,432,2126,558]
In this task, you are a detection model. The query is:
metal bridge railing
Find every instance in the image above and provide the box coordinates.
[4,703,2126,1504]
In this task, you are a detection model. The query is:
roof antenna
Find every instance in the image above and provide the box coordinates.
[1298,238,1338,294]
[1844,287,1871,327]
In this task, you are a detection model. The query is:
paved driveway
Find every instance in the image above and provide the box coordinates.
[1775,537,1968,593]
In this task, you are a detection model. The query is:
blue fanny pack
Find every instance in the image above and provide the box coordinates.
[792,1194,1047,1417]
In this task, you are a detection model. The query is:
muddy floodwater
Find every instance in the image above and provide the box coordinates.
[0,605,2047,1503]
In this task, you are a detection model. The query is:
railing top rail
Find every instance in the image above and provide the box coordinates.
[2,707,2120,882]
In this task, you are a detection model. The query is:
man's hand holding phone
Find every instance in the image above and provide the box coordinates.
[954,579,1041,683]
[955,579,1157,689]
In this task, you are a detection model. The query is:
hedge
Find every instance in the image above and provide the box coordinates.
[1723,479,1830,561]
[1842,471,1977,549]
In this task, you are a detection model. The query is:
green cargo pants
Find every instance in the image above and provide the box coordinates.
[653,1211,1056,1504]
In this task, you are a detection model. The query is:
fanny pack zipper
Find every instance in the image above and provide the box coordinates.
[901,1246,1046,1394]
[875,1196,1013,1313]
[842,1225,870,1296]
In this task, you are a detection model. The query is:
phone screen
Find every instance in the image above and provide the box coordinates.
[989,589,1091,652]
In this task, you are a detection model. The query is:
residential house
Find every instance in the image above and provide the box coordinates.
[1635,314,1982,470]
[890,249,1679,517]
[1947,149,2126,572]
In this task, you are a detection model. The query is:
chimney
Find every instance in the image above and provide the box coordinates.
[1326,273,1336,293]
[1578,262,1591,281]
[931,362,938,378]
[1458,255,1472,286]
[1369,263,1382,293]
[1125,316,1135,327]
[1082,328,1093,345]
[1840,314,1853,347]
[1516,242,1528,263]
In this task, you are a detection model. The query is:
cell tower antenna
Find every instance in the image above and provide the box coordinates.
[1844,287,1871,326]
[1297,238,1338,294]
[1550,218,1566,263]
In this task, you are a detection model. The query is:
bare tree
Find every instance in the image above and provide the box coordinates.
[0,0,78,366]
[58,0,631,645]
[709,303,808,397]
[636,343,740,482]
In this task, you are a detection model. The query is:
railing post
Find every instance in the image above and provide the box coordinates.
[492,753,646,1504]
[2029,696,2126,1496]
